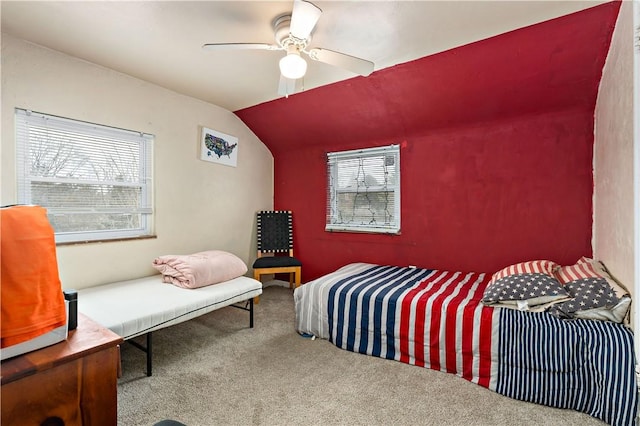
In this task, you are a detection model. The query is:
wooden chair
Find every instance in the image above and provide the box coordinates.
[252,211,301,302]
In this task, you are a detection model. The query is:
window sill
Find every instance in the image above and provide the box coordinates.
[56,235,157,246]
[325,227,401,235]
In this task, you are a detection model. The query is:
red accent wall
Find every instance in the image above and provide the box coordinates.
[275,109,594,279]
[236,2,620,280]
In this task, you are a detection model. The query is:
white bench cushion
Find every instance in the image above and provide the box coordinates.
[78,274,262,339]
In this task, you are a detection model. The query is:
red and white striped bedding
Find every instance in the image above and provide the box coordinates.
[294,263,498,387]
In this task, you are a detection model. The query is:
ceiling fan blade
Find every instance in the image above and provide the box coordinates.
[278,74,303,97]
[308,48,374,76]
[202,43,280,51]
[290,0,322,40]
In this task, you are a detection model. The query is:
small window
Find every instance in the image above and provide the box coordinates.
[326,144,400,234]
[15,109,154,243]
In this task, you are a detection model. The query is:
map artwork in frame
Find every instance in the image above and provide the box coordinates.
[200,127,238,167]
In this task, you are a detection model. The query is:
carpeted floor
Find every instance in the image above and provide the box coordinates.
[117,284,606,426]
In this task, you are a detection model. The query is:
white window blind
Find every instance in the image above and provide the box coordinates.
[15,109,154,243]
[326,144,400,234]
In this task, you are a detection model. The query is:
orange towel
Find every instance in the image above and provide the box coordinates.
[1,205,66,348]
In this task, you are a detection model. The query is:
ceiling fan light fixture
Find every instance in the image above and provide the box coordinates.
[279,48,307,79]
[203,0,375,96]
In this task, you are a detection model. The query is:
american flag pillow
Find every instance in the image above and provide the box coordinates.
[554,257,601,283]
[491,259,559,281]
[482,260,569,311]
[548,257,631,323]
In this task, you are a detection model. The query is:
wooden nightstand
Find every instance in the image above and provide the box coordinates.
[1,314,123,425]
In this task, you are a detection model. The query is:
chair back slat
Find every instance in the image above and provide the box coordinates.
[256,210,293,254]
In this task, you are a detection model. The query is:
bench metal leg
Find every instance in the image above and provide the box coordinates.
[126,332,153,376]
[146,332,153,376]
[231,299,255,329]
[125,299,254,377]
[249,298,254,328]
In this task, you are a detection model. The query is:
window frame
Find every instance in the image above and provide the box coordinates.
[15,108,154,244]
[326,144,401,234]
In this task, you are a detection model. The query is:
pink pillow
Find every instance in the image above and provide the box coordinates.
[152,250,248,289]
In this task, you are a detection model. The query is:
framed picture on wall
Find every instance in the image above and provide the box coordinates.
[200,127,238,167]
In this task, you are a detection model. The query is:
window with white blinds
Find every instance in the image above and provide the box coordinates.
[326,144,400,234]
[15,109,154,243]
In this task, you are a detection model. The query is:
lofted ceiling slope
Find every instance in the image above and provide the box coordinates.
[2,1,609,112]
[235,1,621,155]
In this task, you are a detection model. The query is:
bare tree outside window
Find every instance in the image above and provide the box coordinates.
[16,109,153,243]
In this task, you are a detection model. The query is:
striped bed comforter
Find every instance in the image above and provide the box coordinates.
[294,263,638,426]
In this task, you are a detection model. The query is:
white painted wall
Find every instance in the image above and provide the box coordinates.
[634,0,640,355]
[593,1,635,328]
[1,34,274,290]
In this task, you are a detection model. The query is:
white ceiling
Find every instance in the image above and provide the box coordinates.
[1,0,607,112]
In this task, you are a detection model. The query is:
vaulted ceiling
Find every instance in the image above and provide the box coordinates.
[1,1,609,112]
[236,1,620,155]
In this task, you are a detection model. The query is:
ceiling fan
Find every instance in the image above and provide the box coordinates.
[202,0,374,97]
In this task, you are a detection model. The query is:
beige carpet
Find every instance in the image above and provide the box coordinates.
[117,284,606,426]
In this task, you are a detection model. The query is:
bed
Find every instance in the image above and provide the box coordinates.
[78,250,262,376]
[294,262,637,426]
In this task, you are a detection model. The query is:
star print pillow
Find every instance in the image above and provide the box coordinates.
[482,260,570,312]
[547,257,631,323]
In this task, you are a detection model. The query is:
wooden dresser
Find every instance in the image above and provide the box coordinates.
[1,314,123,426]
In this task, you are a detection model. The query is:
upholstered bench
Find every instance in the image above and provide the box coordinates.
[78,274,262,376]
